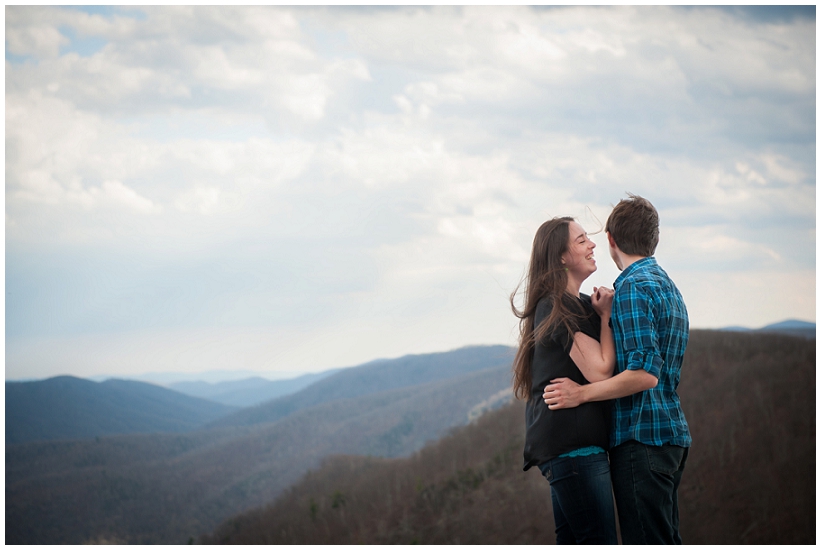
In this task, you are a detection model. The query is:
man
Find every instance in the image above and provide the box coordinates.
[543,194,691,544]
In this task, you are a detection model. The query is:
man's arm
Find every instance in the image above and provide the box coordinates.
[544,369,657,409]
[546,280,660,409]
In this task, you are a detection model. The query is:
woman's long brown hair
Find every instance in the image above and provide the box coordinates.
[510,217,587,401]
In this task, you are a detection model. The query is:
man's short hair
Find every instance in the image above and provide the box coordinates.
[605,194,659,257]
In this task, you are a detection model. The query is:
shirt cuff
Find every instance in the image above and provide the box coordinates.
[625,350,662,379]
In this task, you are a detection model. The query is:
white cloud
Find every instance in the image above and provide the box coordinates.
[6,23,68,58]
[4,6,815,380]
[673,268,816,329]
[660,225,782,269]
[7,7,372,126]
[760,153,806,185]
[91,180,161,214]
[174,186,222,215]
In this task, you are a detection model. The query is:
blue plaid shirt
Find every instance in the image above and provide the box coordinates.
[610,257,691,448]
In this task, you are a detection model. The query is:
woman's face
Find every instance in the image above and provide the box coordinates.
[561,221,597,281]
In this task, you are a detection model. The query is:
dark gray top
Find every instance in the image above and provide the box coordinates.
[523,293,613,470]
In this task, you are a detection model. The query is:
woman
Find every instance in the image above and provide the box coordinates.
[510,217,617,544]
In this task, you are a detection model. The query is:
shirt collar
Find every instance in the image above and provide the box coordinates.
[614,256,656,286]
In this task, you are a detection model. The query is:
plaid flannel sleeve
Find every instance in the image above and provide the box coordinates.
[615,281,663,379]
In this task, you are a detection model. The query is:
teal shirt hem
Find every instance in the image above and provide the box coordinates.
[557,445,606,458]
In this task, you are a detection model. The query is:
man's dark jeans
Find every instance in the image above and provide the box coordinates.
[538,452,618,544]
[609,440,689,544]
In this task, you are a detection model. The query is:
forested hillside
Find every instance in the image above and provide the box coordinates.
[5,376,237,444]
[203,330,815,545]
[203,399,548,545]
[6,346,514,544]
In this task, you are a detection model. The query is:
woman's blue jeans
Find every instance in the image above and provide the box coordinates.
[538,452,618,545]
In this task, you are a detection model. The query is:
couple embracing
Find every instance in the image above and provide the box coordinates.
[512,195,690,545]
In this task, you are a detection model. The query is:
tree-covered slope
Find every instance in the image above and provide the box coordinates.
[203,330,815,545]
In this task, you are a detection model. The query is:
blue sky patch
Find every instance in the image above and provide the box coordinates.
[58,25,109,57]
[5,51,35,64]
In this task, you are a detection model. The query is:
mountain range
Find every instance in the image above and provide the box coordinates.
[5,376,237,445]
[6,345,516,544]
[209,344,515,429]
[720,318,815,339]
[167,370,339,407]
[5,328,815,544]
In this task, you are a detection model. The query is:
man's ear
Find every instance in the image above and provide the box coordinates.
[606,232,617,248]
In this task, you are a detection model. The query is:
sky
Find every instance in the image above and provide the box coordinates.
[5,5,816,382]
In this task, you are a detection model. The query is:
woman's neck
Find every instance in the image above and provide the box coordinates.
[565,274,583,298]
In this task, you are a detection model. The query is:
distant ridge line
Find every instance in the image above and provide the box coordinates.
[718,318,814,331]
[717,319,815,339]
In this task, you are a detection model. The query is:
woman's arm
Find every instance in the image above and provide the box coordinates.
[569,322,615,382]
[568,287,616,383]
